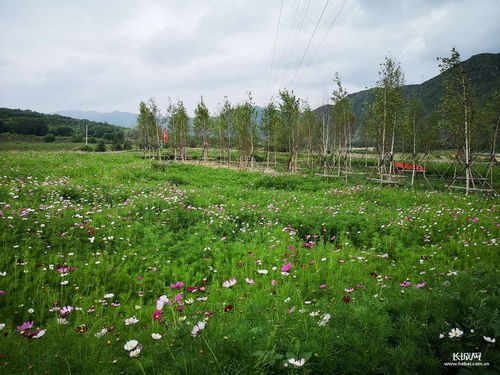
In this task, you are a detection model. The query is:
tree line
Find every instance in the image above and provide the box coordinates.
[136,48,499,191]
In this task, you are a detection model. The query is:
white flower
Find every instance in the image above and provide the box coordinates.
[129,348,141,358]
[125,316,139,325]
[103,293,114,299]
[151,333,162,340]
[60,305,74,316]
[257,269,268,274]
[28,308,35,314]
[288,358,306,367]
[483,336,496,343]
[124,340,139,351]
[33,329,46,339]
[89,237,95,243]
[57,318,68,325]
[448,328,464,338]
[135,305,142,310]
[191,321,206,337]
[309,311,320,317]
[156,295,169,310]
[222,278,237,288]
[284,297,291,303]
[95,328,108,338]
[0,271,6,276]
[60,280,69,286]
[0,323,5,331]
[318,313,331,327]
[439,333,445,339]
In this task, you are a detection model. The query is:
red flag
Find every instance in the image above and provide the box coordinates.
[163,127,168,143]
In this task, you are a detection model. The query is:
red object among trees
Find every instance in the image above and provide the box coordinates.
[393,162,425,172]
[163,128,168,143]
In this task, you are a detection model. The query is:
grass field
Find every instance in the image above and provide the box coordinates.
[0,151,499,374]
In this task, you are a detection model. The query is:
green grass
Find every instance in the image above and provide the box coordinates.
[0,151,499,374]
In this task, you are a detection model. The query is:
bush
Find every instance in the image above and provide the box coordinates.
[95,141,106,152]
[80,145,94,152]
[44,134,56,143]
[71,135,84,143]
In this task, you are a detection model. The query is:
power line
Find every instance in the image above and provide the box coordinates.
[279,0,311,88]
[268,0,284,97]
[271,0,302,93]
[294,0,348,89]
[287,0,331,89]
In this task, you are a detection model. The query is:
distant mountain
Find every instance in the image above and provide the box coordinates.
[54,110,138,128]
[313,52,500,140]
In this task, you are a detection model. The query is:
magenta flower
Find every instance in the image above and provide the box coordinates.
[0,290,4,295]
[320,284,327,289]
[281,263,292,272]
[415,282,427,289]
[357,284,364,288]
[170,281,184,289]
[400,281,412,287]
[174,293,183,303]
[287,246,295,251]
[152,310,163,320]
[17,321,34,332]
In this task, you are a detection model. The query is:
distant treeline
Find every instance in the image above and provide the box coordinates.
[0,108,127,141]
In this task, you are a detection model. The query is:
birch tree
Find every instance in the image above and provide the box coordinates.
[278,89,300,173]
[193,96,211,163]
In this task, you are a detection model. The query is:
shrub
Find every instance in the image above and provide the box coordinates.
[95,141,106,152]
[44,134,56,142]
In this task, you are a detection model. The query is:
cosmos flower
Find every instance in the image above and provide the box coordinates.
[271,280,277,287]
[222,278,237,288]
[124,316,139,325]
[343,296,351,303]
[170,281,184,289]
[103,293,115,299]
[32,329,46,339]
[257,270,268,275]
[152,311,163,320]
[95,328,108,338]
[129,348,141,358]
[287,358,306,367]
[57,318,68,325]
[318,313,331,327]
[400,281,412,287]
[17,321,34,332]
[245,278,254,284]
[124,340,139,351]
[483,336,496,343]
[0,323,5,331]
[151,333,162,340]
[191,321,206,337]
[344,288,354,293]
[281,263,292,272]
[448,328,463,338]
[414,283,427,289]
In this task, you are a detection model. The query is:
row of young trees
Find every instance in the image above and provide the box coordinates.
[135,48,499,192]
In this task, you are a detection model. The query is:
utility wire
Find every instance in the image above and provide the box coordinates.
[268,0,284,97]
[279,0,311,88]
[287,0,331,89]
[294,0,348,89]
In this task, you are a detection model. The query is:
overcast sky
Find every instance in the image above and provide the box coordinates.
[0,0,499,115]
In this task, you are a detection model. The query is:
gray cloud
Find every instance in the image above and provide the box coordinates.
[0,0,498,115]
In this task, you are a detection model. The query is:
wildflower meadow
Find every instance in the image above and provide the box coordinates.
[0,151,498,374]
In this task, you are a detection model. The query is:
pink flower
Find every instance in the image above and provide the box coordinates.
[152,310,163,320]
[170,281,184,289]
[320,284,327,289]
[400,281,412,287]
[344,288,354,293]
[0,290,4,295]
[343,296,351,303]
[287,246,295,251]
[222,278,237,288]
[271,280,277,287]
[174,293,183,303]
[137,276,143,281]
[281,263,292,272]
[17,321,34,332]
[356,284,364,288]
[415,282,427,289]
[245,278,254,284]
